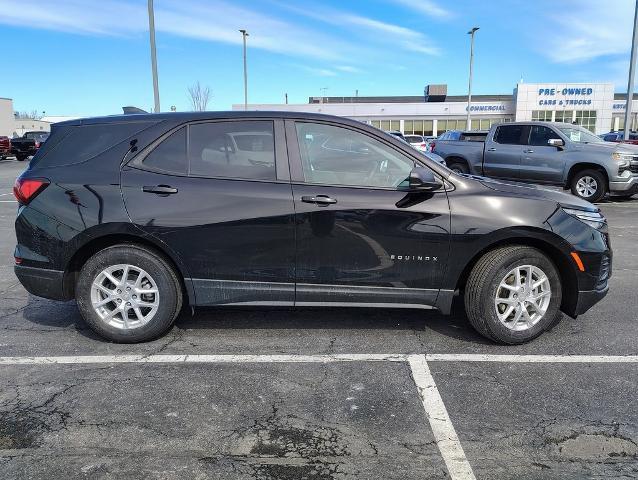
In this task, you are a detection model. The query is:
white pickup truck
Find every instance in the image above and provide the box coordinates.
[432,121,638,202]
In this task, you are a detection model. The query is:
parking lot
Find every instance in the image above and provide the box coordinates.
[0,157,637,479]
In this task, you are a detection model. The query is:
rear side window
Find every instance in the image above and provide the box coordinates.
[494,125,525,145]
[142,121,276,181]
[33,122,155,168]
[143,127,187,174]
[189,121,275,180]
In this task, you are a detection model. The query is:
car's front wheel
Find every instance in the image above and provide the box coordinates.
[464,246,562,344]
[76,244,183,343]
[571,169,607,202]
[16,154,27,162]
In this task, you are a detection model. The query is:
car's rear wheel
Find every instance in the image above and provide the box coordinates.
[16,154,27,162]
[464,245,562,344]
[571,169,606,202]
[447,160,469,174]
[76,244,183,343]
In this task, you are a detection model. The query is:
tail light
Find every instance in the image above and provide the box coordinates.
[430,141,436,151]
[35,141,41,148]
[420,143,427,148]
[13,178,49,205]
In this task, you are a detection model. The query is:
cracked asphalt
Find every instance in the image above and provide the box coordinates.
[1,158,638,479]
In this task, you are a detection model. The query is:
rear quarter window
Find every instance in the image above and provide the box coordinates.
[32,121,156,168]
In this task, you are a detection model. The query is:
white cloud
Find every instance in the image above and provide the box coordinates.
[538,0,634,63]
[335,65,363,73]
[0,0,352,61]
[385,0,452,19]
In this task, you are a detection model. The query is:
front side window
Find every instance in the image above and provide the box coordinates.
[556,125,603,144]
[295,122,415,188]
[494,125,525,145]
[528,126,561,146]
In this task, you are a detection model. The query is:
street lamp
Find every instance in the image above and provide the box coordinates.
[624,0,638,139]
[466,27,479,131]
[239,29,249,110]
[148,0,160,113]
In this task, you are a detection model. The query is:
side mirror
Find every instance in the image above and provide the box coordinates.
[548,138,564,148]
[407,167,443,192]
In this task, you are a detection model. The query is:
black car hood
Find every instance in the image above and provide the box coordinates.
[469,175,598,212]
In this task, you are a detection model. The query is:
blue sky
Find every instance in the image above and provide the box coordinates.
[1,0,636,116]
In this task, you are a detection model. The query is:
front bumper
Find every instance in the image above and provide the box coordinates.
[573,286,609,316]
[14,265,71,301]
[609,175,638,194]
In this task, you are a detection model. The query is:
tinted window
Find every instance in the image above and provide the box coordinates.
[188,121,276,180]
[143,127,187,174]
[494,125,525,144]
[405,135,423,143]
[32,121,155,168]
[528,126,560,146]
[603,134,617,141]
[295,122,415,188]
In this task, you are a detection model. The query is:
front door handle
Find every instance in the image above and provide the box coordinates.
[487,147,497,152]
[301,195,337,205]
[523,149,534,153]
[142,185,178,195]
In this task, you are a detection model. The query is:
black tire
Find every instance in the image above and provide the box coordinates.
[76,244,183,343]
[447,160,470,174]
[464,246,562,344]
[16,154,27,162]
[570,169,607,202]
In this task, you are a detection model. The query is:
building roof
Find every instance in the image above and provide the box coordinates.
[309,94,514,104]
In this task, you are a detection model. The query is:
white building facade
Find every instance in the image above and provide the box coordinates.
[235,82,638,136]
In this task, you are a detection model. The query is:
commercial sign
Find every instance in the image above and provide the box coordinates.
[537,86,594,106]
[466,104,507,112]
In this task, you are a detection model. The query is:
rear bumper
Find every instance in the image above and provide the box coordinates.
[14,265,71,301]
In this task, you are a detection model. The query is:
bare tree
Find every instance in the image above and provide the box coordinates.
[14,110,42,120]
[187,82,211,111]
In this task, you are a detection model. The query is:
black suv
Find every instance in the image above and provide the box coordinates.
[13,112,611,344]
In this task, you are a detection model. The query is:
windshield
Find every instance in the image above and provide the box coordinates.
[556,126,603,144]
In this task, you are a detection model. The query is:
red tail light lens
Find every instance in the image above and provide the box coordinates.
[35,141,41,148]
[13,178,49,205]
[430,142,436,151]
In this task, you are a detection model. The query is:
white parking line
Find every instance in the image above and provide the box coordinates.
[408,355,476,480]
[1,353,636,365]
[0,200,17,203]
[426,354,638,363]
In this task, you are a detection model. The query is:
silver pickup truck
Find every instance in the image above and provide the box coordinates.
[432,121,638,201]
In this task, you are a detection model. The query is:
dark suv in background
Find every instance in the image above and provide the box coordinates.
[13,112,611,344]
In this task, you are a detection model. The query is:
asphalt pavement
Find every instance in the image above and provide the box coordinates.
[0,157,637,479]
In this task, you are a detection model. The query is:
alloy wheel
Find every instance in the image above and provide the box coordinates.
[90,264,160,329]
[494,265,551,331]
[576,176,598,198]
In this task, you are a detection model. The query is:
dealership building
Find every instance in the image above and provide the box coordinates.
[235,82,638,136]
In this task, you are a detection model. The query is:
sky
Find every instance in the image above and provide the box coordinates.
[0,0,637,116]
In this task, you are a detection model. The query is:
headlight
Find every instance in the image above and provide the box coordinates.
[612,152,634,167]
[562,207,606,229]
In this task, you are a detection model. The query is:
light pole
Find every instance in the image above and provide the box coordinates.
[466,27,479,131]
[148,0,160,113]
[239,29,249,110]
[624,1,638,138]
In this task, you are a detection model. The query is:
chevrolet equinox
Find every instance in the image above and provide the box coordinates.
[13,112,611,344]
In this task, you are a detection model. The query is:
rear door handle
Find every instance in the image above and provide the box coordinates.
[301,195,337,205]
[142,185,178,195]
[487,147,496,152]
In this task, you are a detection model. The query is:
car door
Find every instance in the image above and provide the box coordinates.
[520,125,566,184]
[286,119,450,308]
[121,118,296,306]
[482,124,526,179]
